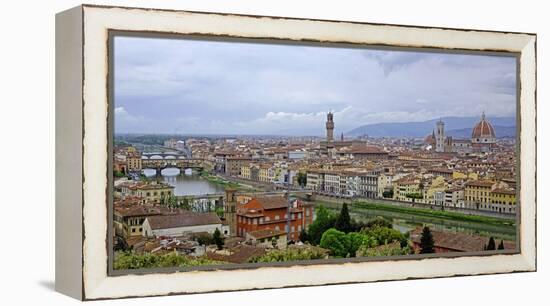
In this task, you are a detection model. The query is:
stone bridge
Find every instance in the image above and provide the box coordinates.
[141,158,213,171]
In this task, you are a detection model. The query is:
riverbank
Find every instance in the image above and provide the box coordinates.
[315,200,516,241]
[199,171,258,192]
[350,201,515,227]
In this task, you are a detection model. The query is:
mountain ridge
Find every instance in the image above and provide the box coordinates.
[346,116,516,138]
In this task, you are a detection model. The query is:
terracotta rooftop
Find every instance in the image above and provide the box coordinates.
[410,228,515,252]
[340,146,387,154]
[145,212,222,230]
[255,196,289,210]
[114,205,163,218]
[247,229,286,240]
[492,188,516,195]
[466,180,495,188]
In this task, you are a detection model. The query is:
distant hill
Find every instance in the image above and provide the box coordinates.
[446,125,516,139]
[346,116,516,138]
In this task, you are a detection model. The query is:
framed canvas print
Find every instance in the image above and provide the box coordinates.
[55,4,537,300]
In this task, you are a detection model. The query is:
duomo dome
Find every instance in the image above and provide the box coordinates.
[471,112,496,144]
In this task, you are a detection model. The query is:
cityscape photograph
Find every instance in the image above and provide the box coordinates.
[111,35,518,270]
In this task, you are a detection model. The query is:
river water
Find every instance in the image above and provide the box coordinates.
[143,168,225,196]
[322,202,516,241]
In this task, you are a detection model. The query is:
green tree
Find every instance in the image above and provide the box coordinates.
[196,233,213,246]
[249,246,328,263]
[362,226,407,247]
[406,193,423,199]
[364,216,393,230]
[382,190,394,198]
[320,228,349,257]
[214,206,225,218]
[307,206,337,245]
[498,240,505,250]
[420,226,435,254]
[213,228,224,250]
[320,229,377,258]
[113,251,222,269]
[335,203,352,233]
[486,237,496,250]
[346,232,376,257]
[357,242,411,257]
[180,197,191,210]
[299,229,309,242]
[167,195,178,208]
[297,172,307,187]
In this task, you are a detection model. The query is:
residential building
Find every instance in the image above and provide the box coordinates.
[114,205,162,238]
[120,181,174,205]
[225,156,252,177]
[237,196,314,242]
[245,229,287,249]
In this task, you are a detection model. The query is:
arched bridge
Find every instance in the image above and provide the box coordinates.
[141,158,212,171]
[141,151,189,160]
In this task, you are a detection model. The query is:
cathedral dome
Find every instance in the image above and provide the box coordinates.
[471,112,496,143]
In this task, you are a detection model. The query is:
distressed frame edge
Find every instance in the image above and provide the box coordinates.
[55,5,84,300]
[77,5,537,300]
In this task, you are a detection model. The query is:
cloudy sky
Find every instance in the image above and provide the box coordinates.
[114,36,517,136]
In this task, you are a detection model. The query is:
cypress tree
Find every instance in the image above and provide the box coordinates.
[213,228,224,250]
[420,226,435,254]
[497,240,505,250]
[486,237,496,250]
[335,203,352,233]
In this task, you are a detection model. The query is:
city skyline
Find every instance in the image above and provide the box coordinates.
[114,36,517,135]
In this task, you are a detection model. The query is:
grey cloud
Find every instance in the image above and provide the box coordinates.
[114,36,517,135]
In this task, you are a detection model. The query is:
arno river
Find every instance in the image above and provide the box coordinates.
[143,168,225,196]
[142,168,515,241]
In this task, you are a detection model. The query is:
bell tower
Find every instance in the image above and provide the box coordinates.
[223,188,237,236]
[326,112,334,142]
[435,119,445,153]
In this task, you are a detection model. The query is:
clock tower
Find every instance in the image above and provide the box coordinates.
[326,112,334,142]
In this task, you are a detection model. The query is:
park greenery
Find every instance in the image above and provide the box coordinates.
[249,246,328,263]
[356,242,411,257]
[303,203,411,258]
[352,201,515,227]
[198,170,253,190]
[405,192,424,200]
[114,251,222,269]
